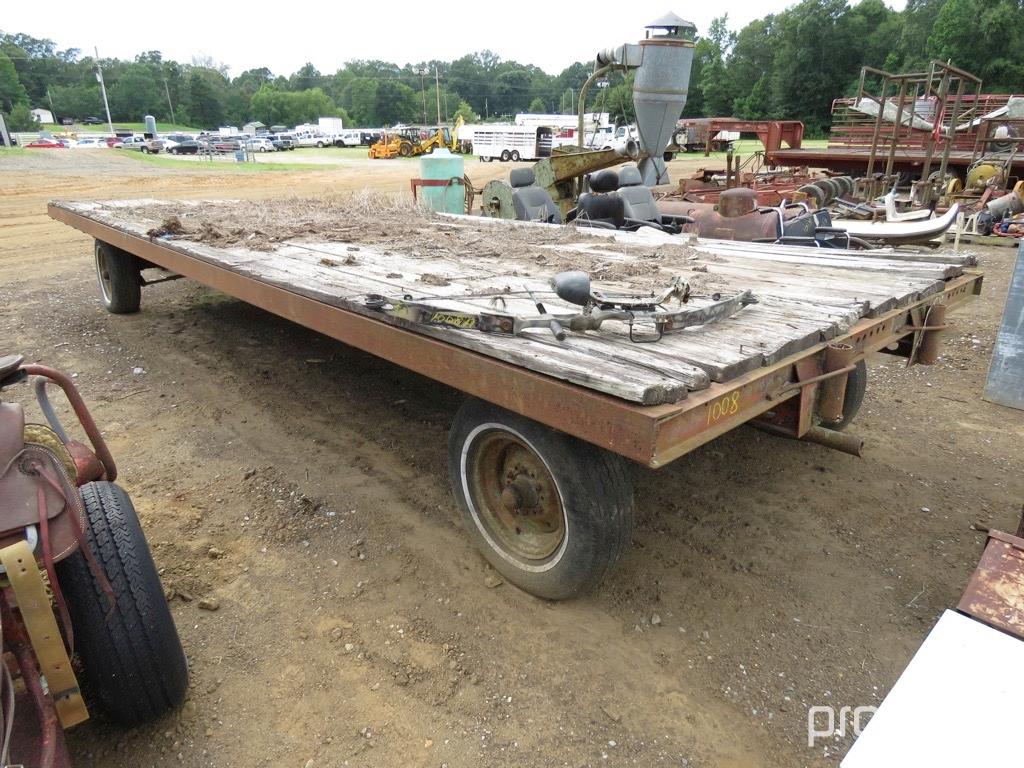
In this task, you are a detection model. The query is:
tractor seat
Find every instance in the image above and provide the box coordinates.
[617,165,689,234]
[509,168,562,225]
[568,170,623,229]
[617,165,661,222]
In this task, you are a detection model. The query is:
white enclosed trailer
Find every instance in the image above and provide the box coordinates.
[472,125,554,162]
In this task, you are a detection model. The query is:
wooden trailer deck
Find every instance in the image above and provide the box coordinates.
[49,199,982,468]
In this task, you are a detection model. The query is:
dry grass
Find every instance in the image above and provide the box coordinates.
[129,192,715,294]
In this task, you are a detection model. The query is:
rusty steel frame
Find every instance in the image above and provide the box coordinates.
[49,203,982,468]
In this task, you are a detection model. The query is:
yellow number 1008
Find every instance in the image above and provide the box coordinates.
[706,391,741,425]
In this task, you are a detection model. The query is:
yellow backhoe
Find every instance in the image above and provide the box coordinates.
[369,116,464,159]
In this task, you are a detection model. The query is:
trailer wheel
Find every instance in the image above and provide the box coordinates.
[500,150,511,162]
[448,399,634,600]
[828,360,867,431]
[55,482,188,726]
[95,240,141,314]
[510,150,521,162]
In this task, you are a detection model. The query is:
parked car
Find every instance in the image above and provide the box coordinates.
[115,136,163,153]
[360,130,383,146]
[168,139,201,155]
[161,134,198,154]
[82,116,104,125]
[73,137,108,149]
[267,134,295,150]
[211,139,242,153]
[245,137,276,152]
[25,138,66,149]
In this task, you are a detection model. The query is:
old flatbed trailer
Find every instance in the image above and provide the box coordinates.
[49,200,983,599]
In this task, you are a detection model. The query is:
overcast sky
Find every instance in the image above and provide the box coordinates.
[6,1,906,77]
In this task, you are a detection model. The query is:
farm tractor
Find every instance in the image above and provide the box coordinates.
[369,115,464,159]
[0,353,188,766]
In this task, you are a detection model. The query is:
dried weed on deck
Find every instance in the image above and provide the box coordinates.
[133,192,716,294]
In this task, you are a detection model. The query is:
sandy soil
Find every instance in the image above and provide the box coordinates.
[1,150,1022,768]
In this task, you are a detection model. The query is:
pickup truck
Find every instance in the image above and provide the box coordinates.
[115,136,163,154]
[294,133,332,148]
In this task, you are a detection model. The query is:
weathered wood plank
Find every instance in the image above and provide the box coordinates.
[56,200,968,401]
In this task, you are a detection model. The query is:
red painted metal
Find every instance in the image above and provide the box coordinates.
[2,592,73,768]
[958,530,1024,641]
[19,365,116,482]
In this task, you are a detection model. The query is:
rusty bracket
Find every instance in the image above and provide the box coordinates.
[906,303,948,366]
[767,364,856,401]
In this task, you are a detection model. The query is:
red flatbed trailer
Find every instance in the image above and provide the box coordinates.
[49,200,983,599]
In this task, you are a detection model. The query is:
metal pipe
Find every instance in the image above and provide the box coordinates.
[578,64,614,150]
[20,364,117,480]
[33,377,71,443]
[801,425,864,457]
[751,421,864,457]
[917,303,947,365]
[886,78,909,178]
[818,343,855,425]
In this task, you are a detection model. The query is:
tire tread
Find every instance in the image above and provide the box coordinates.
[56,482,188,725]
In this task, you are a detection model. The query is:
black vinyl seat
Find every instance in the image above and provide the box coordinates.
[616,164,691,234]
[567,170,625,229]
[509,168,562,224]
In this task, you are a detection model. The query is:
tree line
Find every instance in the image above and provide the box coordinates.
[2,0,1020,135]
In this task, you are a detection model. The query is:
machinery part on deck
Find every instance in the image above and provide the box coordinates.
[448,398,633,600]
[55,482,188,726]
[588,15,696,186]
[365,280,756,344]
[818,343,856,426]
[719,188,758,218]
[532,145,640,216]
[659,199,798,241]
[95,241,141,314]
[480,179,516,219]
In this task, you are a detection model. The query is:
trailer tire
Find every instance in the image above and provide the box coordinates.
[828,360,867,431]
[500,150,511,162]
[510,150,521,162]
[55,482,188,726]
[95,240,141,314]
[448,399,634,600]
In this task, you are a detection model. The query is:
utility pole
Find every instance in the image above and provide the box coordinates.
[94,47,114,134]
[163,78,176,125]
[414,68,428,124]
[434,66,441,125]
[46,89,55,120]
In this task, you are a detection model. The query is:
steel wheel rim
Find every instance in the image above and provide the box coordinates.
[465,428,566,564]
[95,247,113,304]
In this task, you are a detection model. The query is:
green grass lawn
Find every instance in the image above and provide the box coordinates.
[117,148,347,173]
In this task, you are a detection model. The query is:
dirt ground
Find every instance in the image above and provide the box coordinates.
[2,150,1022,768]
